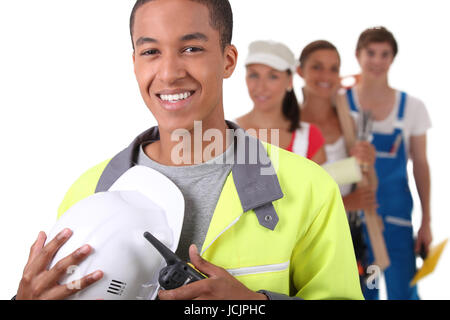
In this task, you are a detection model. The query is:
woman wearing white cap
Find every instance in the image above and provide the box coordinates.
[236,40,326,164]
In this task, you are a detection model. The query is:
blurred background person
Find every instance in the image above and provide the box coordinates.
[344,27,432,300]
[236,40,326,164]
[297,40,377,288]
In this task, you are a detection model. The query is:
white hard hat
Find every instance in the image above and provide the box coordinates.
[46,165,184,300]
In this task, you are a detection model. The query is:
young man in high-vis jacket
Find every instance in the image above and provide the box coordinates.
[15,0,364,300]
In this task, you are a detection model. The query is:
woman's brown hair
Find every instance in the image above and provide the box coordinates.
[299,40,340,68]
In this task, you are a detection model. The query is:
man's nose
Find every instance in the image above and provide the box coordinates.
[156,52,187,84]
[371,54,385,65]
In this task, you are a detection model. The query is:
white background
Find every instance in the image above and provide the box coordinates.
[0,0,448,299]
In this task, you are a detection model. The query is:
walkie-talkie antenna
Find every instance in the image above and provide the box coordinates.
[143,231,179,265]
[144,231,206,290]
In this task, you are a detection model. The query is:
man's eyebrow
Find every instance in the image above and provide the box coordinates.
[180,32,209,42]
[135,37,158,47]
[135,33,208,47]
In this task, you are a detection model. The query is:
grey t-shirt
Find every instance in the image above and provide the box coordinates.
[137,143,234,261]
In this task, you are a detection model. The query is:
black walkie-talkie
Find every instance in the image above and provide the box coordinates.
[143,231,206,290]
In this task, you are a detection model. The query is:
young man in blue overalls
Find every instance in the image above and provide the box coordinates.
[346,26,433,300]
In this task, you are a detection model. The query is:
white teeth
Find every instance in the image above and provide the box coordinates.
[159,92,192,102]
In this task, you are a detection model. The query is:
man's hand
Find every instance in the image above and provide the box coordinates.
[415,222,433,257]
[16,229,103,300]
[343,186,378,212]
[351,141,376,168]
[158,245,267,300]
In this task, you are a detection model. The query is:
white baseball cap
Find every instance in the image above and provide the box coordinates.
[245,40,297,73]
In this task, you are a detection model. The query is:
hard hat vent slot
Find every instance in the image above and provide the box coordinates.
[107,279,127,296]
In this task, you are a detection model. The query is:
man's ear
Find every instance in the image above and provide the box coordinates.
[223,44,238,79]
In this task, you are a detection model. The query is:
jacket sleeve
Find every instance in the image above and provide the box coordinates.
[291,181,364,300]
[257,290,302,300]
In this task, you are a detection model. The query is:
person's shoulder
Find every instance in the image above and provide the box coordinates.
[400,91,432,128]
[304,122,325,141]
[72,159,111,187]
[265,141,335,189]
[265,142,341,226]
[403,91,427,110]
[57,159,111,219]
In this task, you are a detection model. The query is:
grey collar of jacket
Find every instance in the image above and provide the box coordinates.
[95,121,283,231]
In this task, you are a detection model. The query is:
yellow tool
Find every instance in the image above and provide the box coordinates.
[410,239,448,286]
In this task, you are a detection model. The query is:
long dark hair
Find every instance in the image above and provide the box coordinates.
[282,70,301,132]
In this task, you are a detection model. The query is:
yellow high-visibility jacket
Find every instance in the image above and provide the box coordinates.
[57,123,364,300]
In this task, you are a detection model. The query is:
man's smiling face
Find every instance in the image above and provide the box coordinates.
[132,0,237,134]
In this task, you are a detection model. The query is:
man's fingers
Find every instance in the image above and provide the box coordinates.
[30,228,73,274]
[189,244,221,277]
[414,237,422,254]
[27,232,47,266]
[43,270,104,300]
[158,279,210,300]
[159,245,224,300]
[42,244,94,286]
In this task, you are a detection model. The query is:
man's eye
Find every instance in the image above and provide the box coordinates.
[184,47,203,53]
[141,49,159,56]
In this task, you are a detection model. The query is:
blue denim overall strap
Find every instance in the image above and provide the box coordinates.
[346,89,412,219]
[371,91,413,220]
